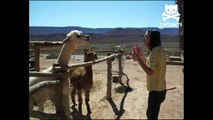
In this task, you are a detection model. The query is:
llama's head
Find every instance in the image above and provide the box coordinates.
[84,49,98,62]
[62,30,90,46]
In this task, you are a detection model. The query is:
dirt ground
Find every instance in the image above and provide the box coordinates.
[30,56,184,119]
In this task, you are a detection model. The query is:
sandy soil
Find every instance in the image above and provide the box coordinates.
[30,56,184,119]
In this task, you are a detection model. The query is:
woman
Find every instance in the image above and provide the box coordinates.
[132,30,167,120]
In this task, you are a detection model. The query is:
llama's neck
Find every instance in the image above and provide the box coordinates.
[30,41,77,86]
[57,41,76,66]
[85,66,92,77]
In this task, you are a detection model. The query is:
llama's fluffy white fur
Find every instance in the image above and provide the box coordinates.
[29,30,90,119]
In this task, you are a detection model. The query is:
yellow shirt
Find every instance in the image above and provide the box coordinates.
[146,46,166,91]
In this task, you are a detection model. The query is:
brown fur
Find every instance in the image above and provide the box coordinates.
[70,49,97,114]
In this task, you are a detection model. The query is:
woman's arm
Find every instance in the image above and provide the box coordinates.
[132,52,153,76]
[139,52,147,63]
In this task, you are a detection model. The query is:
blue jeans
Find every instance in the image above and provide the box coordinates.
[146,90,167,120]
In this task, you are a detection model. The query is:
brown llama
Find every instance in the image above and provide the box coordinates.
[70,49,97,114]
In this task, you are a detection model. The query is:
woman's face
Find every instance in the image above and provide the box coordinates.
[144,31,150,48]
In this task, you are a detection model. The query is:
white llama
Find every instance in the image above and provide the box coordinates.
[29,30,90,119]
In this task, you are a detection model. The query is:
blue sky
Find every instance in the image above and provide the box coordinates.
[29,0,178,28]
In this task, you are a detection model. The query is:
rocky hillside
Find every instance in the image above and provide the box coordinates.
[30,26,179,36]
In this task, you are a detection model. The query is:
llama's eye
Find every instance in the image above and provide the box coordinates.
[76,35,81,38]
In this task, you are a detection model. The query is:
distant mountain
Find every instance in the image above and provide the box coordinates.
[104,27,145,35]
[30,26,113,36]
[158,28,179,36]
[29,26,179,36]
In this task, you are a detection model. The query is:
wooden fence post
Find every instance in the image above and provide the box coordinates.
[106,55,112,100]
[52,64,71,119]
[118,53,123,83]
[60,76,71,119]
[34,47,40,72]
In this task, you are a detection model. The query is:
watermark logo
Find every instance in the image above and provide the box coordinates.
[160,4,181,28]
[162,4,180,22]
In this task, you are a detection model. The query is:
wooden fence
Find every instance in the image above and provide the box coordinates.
[29,41,124,119]
[29,52,123,99]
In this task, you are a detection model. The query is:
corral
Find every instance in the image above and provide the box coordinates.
[29,41,184,119]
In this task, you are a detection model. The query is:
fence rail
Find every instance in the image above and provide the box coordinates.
[29,52,123,118]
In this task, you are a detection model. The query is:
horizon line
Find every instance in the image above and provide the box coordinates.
[29,26,179,29]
